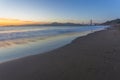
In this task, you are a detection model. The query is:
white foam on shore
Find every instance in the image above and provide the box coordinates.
[0,27,106,63]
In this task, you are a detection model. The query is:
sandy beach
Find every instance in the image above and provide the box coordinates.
[0,26,120,80]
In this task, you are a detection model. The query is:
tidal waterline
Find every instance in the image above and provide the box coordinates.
[0,26,108,63]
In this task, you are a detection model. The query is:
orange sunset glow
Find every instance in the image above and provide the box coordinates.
[0,18,45,26]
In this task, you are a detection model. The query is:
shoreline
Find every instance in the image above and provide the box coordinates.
[0,28,106,63]
[1,26,120,80]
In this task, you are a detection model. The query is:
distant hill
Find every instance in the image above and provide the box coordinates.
[42,22,83,26]
[103,19,120,25]
[20,22,84,26]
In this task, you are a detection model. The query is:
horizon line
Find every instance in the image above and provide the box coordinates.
[0,17,115,26]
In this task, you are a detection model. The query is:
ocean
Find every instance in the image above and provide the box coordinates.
[0,26,108,63]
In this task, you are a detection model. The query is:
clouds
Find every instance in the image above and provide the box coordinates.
[0,18,42,26]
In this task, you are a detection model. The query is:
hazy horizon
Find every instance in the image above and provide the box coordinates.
[0,0,120,26]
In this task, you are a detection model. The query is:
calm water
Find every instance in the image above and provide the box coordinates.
[0,26,108,63]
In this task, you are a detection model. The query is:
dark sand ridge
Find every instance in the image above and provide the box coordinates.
[0,26,120,80]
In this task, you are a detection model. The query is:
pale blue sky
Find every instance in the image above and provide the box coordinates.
[0,0,120,23]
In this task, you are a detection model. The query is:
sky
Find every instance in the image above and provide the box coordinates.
[0,0,120,25]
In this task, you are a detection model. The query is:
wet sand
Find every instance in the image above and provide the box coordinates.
[0,26,120,80]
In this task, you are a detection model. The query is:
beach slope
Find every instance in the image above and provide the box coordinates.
[0,26,120,80]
